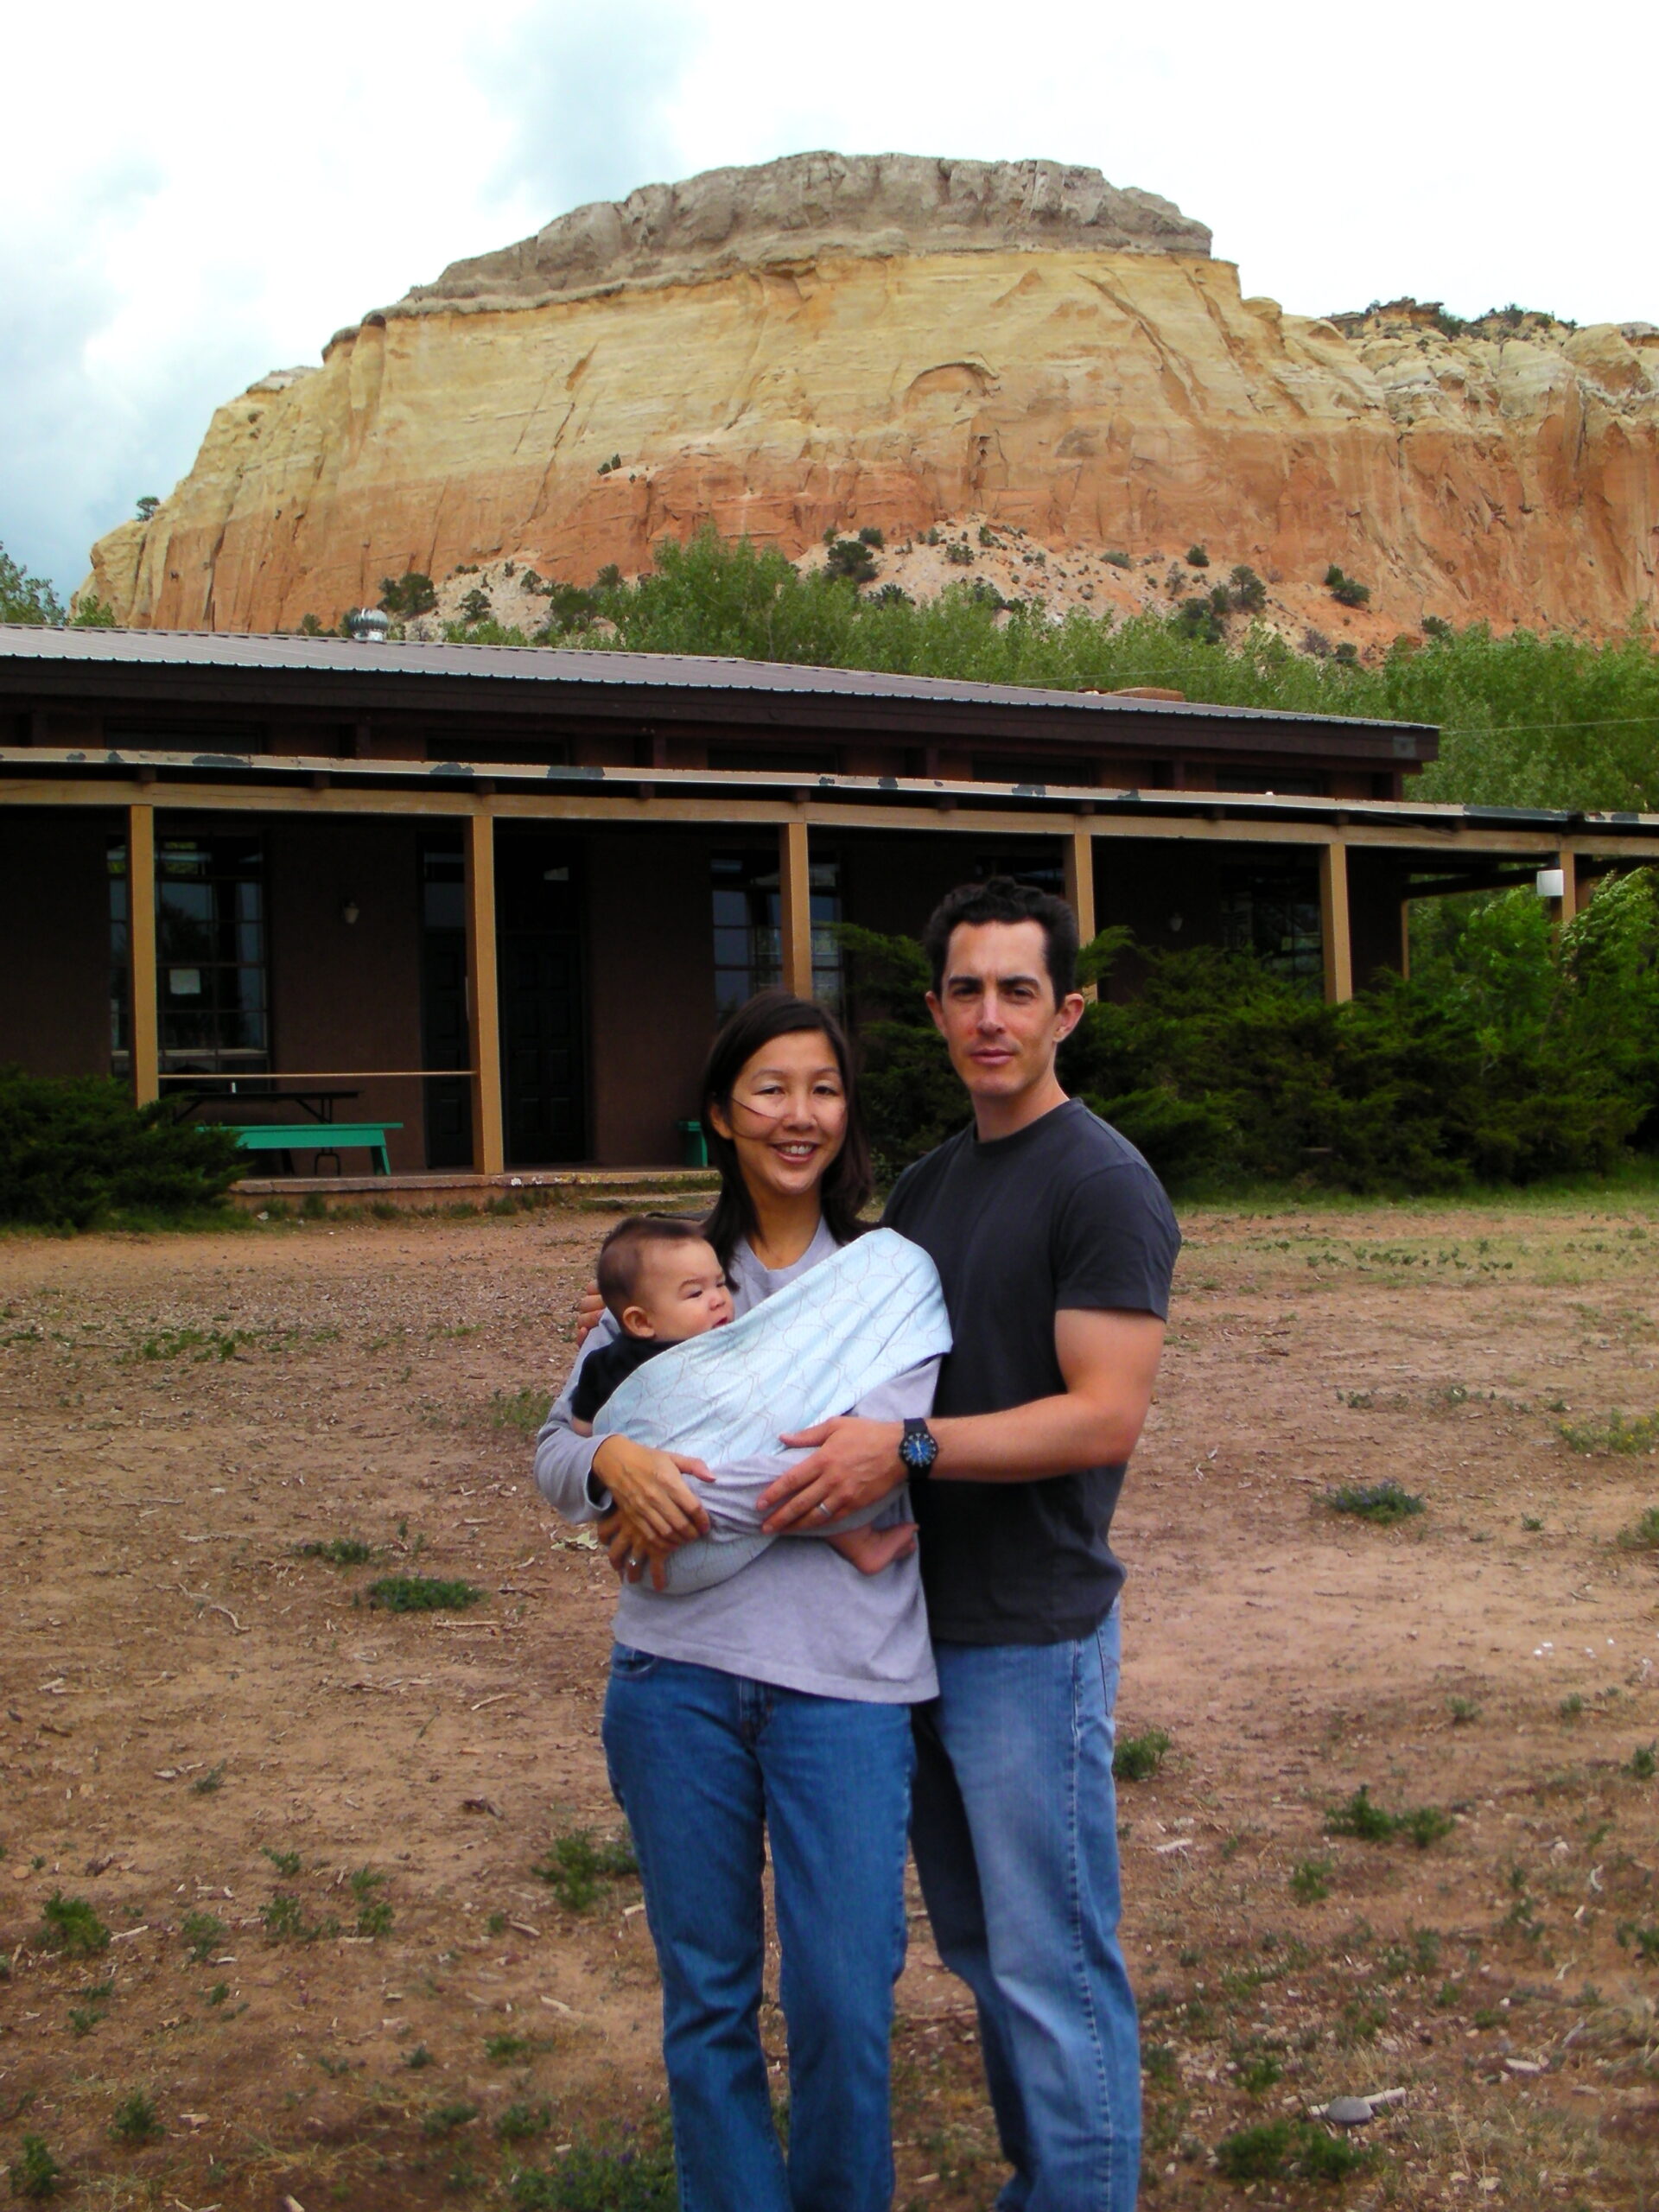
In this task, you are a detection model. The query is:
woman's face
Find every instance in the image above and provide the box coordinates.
[709,1029,849,1211]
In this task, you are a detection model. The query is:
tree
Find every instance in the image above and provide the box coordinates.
[0,542,65,626]
[68,594,116,628]
[458,586,493,626]
[136,495,161,523]
[378,571,437,620]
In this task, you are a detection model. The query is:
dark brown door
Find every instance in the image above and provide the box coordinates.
[498,838,587,1165]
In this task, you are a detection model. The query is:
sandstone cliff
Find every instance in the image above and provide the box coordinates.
[84,153,1659,643]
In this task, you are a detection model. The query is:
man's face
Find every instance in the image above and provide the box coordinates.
[926,918,1085,1106]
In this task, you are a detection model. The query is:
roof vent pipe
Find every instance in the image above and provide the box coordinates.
[345,608,390,643]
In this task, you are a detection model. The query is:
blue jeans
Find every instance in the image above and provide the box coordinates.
[911,1606,1139,2212]
[602,1647,914,2212]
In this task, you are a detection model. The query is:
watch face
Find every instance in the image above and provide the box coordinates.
[900,1427,937,1474]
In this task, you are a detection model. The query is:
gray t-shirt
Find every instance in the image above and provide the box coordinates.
[533,1219,938,1704]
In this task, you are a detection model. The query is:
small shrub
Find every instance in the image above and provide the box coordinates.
[1629,1743,1657,1781]
[1325,1786,1453,1848]
[1562,1410,1659,1455]
[206,1980,229,2005]
[1325,1481,1425,1526]
[944,539,975,565]
[1239,2053,1283,2094]
[298,1536,374,1566]
[423,2101,480,2137]
[261,1846,302,1876]
[38,1891,110,1958]
[1616,1506,1659,1549]
[368,1574,485,1613]
[458,586,493,626]
[532,1829,639,1913]
[506,2126,677,2209]
[1214,2118,1291,2181]
[192,1764,226,1796]
[404,2043,435,2068]
[1113,1728,1171,1783]
[0,1070,245,1229]
[857,525,885,549]
[378,571,437,620]
[1103,549,1132,568]
[7,2135,62,2200]
[498,2101,555,2142]
[1228,563,1268,612]
[111,2090,163,2145]
[1447,1695,1481,1725]
[181,1910,224,1963]
[1290,1855,1333,1904]
[1560,1694,1585,1722]
[1324,564,1371,607]
[485,2031,537,2065]
[1185,543,1210,568]
[260,1891,331,1942]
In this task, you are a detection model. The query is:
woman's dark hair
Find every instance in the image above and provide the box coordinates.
[700,991,874,1268]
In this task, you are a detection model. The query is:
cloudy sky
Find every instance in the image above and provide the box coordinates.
[8,0,1656,596]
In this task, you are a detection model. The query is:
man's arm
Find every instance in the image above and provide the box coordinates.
[760,1309,1166,1532]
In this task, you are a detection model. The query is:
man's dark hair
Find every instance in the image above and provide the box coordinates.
[921,877,1080,1001]
[700,990,873,1268]
[595,1215,709,1318]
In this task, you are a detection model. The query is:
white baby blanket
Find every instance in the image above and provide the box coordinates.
[591,1227,951,1457]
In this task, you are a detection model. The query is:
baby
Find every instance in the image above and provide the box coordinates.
[569,1214,916,1579]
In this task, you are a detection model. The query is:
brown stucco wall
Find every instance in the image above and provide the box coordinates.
[584,826,719,1164]
[1349,850,1409,988]
[0,810,113,1076]
[265,818,427,1172]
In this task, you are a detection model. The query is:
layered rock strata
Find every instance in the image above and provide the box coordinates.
[85,155,1659,640]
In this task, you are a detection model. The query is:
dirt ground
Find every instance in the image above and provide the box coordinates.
[2,1196,1657,2211]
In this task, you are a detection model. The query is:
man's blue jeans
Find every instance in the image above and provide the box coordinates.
[602,1647,914,2212]
[911,1605,1139,2212]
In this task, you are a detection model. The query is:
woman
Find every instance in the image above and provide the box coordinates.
[533,992,938,2212]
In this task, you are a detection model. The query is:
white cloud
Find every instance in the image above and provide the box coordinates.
[5,0,1655,595]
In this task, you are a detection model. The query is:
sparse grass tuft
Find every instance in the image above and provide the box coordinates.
[422,2101,480,2137]
[1325,1479,1425,1525]
[404,2043,435,2069]
[1629,1742,1656,1780]
[261,1846,302,1877]
[1616,1504,1659,1550]
[532,1829,639,1913]
[1325,1786,1453,1847]
[110,2089,163,2145]
[367,1573,485,1612]
[498,2101,556,2143]
[1215,2115,1371,2183]
[490,1387,550,1434]
[485,2031,538,2065]
[1113,1728,1172,1783]
[1290,1855,1334,1904]
[1447,1695,1481,1725]
[191,1762,226,1795]
[505,2123,677,2209]
[38,1891,110,1957]
[181,1910,224,1962]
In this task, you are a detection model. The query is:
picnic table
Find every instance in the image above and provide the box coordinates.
[166,1085,360,1126]
[219,1121,403,1175]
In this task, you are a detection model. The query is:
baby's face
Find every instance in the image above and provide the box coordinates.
[623,1238,735,1342]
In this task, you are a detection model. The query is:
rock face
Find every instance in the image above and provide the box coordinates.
[85,156,1659,641]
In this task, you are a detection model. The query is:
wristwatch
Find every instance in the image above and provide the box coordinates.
[899,1417,940,1477]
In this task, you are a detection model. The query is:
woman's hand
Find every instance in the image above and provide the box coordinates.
[574,1280,605,1346]
[592,1434,714,1548]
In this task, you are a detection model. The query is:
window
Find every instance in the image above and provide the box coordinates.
[1218,863,1322,987]
[109,832,270,1074]
[711,851,842,1017]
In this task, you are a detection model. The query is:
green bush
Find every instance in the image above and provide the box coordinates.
[378,570,437,620]
[0,1070,245,1229]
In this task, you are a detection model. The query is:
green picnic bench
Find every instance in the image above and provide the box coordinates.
[217,1122,403,1176]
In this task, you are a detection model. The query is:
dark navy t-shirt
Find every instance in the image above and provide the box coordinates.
[884,1098,1180,1645]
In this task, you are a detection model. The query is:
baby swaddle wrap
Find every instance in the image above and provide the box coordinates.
[592,1228,951,1592]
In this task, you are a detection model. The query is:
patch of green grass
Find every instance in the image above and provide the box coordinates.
[259,1891,334,1942]
[1324,1479,1426,1525]
[297,1536,374,1566]
[1447,1695,1481,1724]
[404,2043,435,2069]
[367,1573,485,1613]
[486,1910,510,1936]
[191,1762,226,1795]
[205,1981,230,2006]
[422,2101,480,2137]
[1521,1513,1544,1531]
[357,1901,394,1937]
[1112,1728,1171,1783]
[7,2135,63,2201]
[1629,1742,1656,1781]
[68,2003,107,2037]
[181,1910,225,1962]
[490,1388,550,1435]
[1215,2115,1370,2184]
[135,1325,251,1363]
[1289,1856,1333,1903]
[505,2124,677,2209]
[1143,2042,1178,2084]
[498,2101,556,2143]
[1560,1409,1659,1455]
[1617,1921,1659,1961]
[532,1829,640,1914]
[110,2090,163,2145]
[1238,2053,1283,2094]
[348,1864,391,1933]
[485,2032,537,2065]
[261,1846,302,1877]
[1325,1786,1454,1848]
[38,1891,110,1958]
[1616,1505,1659,1551]
[1560,1694,1585,1721]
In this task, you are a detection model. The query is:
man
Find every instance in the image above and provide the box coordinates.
[761,876,1180,2212]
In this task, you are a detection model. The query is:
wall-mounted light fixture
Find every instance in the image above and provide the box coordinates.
[1535,868,1566,900]
[340,897,360,926]
[1168,912,1184,934]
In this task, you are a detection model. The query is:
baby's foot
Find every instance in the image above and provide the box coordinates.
[829,1522,918,1576]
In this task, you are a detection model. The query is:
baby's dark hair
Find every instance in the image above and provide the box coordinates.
[595,1215,709,1317]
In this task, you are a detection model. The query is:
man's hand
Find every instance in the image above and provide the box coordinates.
[591,1435,714,1547]
[596,1507,674,1592]
[761,1417,905,1533]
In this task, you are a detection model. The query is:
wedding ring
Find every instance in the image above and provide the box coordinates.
[815,1501,834,1520]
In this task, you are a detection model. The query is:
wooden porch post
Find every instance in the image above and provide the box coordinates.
[464,807,505,1175]
[1319,840,1354,1005]
[127,802,160,1107]
[1062,823,1098,1001]
[779,818,814,999]
[1542,848,1580,925]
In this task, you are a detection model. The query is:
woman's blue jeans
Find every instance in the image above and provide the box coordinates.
[602,1646,914,2212]
[911,1605,1140,2212]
